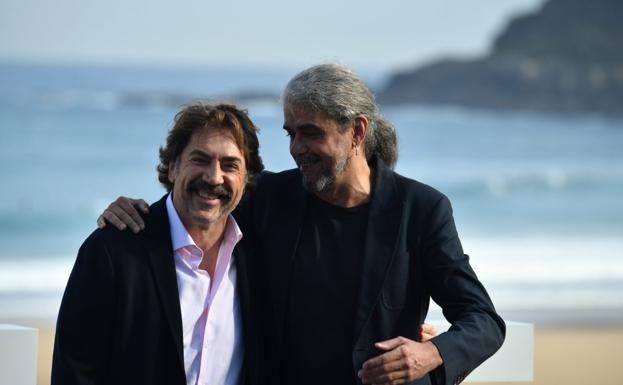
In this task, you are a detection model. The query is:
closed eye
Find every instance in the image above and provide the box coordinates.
[191,157,208,165]
[222,162,239,172]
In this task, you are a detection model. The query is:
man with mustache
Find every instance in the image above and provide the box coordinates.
[99,64,505,385]
[52,103,265,385]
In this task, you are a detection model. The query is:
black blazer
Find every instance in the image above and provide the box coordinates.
[52,195,263,385]
[250,159,505,385]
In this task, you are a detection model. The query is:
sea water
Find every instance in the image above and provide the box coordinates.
[1,62,622,323]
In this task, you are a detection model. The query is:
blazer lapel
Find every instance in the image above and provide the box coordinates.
[145,195,185,369]
[264,172,308,350]
[232,243,254,383]
[353,159,405,346]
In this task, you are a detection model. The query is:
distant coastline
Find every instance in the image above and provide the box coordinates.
[378,0,623,117]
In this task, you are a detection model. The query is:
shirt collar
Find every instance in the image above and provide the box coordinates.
[165,193,243,254]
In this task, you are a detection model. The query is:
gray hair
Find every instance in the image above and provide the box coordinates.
[283,63,398,168]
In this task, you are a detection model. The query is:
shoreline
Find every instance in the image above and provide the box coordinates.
[5,305,623,331]
[426,306,623,328]
[10,323,623,385]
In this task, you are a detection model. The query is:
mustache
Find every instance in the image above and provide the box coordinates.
[294,154,321,166]
[188,179,233,201]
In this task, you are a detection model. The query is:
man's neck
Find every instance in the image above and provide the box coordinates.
[186,220,226,255]
[188,222,226,276]
[315,156,373,208]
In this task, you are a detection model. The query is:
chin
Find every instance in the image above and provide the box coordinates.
[190,204,225,222]
[302,176,319,191]
[303,175,334,194]
[191,213,224,228]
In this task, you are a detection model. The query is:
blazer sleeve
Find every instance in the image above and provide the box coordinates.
[52,230,116,385]
[422,195,506,385]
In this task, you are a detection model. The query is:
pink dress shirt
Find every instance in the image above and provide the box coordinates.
[166,194,244,385]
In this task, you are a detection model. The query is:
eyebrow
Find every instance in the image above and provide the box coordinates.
[220,156,242,164]
[188,150,242,163]
[282,123,324,132]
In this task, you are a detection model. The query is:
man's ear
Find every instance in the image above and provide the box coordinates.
[352,115,369,149]
[168,161,177,184]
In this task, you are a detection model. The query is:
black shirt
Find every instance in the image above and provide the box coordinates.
[282,194,370,385]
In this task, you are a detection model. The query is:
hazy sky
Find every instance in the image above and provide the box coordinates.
[0,0,543,71]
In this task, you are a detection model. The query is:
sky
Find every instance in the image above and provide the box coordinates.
[0,0,544,72]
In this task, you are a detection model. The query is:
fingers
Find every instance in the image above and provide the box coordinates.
[116,197,147,232]
[359,359,407,384]
[362,344,404,371]
[364,369,410,385]
[374,336,407,351]
[363,371,410,385]
[420,331,435,342]
[98,197,147,233]
[132,198,150,214]
[99,208,128,232]
[420,323,436,337]
[419,323,437,342]
[97,215,107,229]
[360,337,430,385]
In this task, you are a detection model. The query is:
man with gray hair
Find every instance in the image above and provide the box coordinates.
[100,64,505,385]
[261,63,504,385]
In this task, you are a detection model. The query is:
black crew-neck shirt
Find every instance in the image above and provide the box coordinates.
[282,194,370,385]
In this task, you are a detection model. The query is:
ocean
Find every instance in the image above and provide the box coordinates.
[1,62,622,324]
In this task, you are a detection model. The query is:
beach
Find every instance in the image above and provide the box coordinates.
[474,326,623,385]
[2,63,622,385]
[9,318,620,385]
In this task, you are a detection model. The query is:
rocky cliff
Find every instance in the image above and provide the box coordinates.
[379,0,623,116]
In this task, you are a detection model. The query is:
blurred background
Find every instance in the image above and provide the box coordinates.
[1,0,622,384]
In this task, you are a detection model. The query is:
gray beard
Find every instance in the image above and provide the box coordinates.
[305,155,350,193]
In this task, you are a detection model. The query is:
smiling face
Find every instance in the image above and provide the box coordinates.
[283,104,353,193]
[168,127,247,230]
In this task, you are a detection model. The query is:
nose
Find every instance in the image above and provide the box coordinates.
[203,162,224,185]
[289,134,307,157]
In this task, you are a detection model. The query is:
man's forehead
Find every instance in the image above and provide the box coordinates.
[285,103,323,117]
[283,104,336,128]
[186,127,244,157]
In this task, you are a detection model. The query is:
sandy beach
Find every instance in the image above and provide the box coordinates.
[17,321,623,385]
[472,327,623,385]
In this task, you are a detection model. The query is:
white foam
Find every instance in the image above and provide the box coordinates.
[0,257,73,293]
[0,293,63,319]
[463,235,623,284]
[0,235,622,317]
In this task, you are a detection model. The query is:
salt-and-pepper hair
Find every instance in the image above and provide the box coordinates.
[283,64,398,168]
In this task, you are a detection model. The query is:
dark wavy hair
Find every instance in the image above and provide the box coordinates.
[157,103,264,192]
